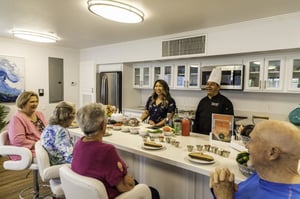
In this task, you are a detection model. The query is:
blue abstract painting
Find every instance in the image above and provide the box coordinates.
[0,56,25,103]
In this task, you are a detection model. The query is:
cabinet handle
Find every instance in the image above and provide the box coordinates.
[264,80,266,89]
[259,80,261,89]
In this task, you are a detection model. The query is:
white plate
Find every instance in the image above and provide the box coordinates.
[186,156,216,164]
[141,144,165,150]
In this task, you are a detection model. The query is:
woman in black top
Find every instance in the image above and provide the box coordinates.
[140,79,176,127]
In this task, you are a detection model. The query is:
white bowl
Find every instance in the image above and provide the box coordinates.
[130,127,140,134]
[112,125,122,130]
[139,129,148,136]
[163,131,173,136]
[121,126,130,132]
[148,132,163,137]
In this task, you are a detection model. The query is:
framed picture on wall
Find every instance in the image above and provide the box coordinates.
[0,55,25,103]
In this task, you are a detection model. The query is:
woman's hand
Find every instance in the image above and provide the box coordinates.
[209,167,237,199]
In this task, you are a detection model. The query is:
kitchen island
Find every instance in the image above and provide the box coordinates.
[69,127,246,199]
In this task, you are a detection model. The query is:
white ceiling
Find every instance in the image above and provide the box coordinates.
[1,0,300,49]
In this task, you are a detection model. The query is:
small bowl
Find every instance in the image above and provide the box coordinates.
[121,126,130,132]
[221,150,231,158]
[112,125,122,130]
[139,129,148,136]
[237,162,255,177]
[187,145,194,152]
[163,131,173,136]
[129,127,139,134]
[196,144,203,151]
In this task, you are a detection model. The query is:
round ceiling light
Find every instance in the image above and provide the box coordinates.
[87,0,144,23]
[12,30,58,43]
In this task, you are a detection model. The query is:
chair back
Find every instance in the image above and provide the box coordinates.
[60,164,109,199]
[0,130,33,170]
[35,141,52,181]
[0,130,9,146]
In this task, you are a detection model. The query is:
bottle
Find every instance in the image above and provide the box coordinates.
[173,108,181,135]
[181,112,190,136]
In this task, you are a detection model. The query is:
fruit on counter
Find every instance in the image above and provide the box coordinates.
[162,126,174,132]
[188,152,214,162]
[236,151,250,166]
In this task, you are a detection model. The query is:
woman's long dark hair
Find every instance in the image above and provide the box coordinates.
[150,79,172,107]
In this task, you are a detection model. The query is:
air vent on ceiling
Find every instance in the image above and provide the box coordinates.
[162,35,206,57]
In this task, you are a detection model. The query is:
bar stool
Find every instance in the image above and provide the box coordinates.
[0,130,42,198]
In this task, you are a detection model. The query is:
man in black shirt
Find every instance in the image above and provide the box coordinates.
[193,68,234,134]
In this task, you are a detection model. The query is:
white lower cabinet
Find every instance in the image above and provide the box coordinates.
[118,150,213,199]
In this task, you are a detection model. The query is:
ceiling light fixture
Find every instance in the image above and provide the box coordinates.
[12,30,58,43]
[87,0,144,23]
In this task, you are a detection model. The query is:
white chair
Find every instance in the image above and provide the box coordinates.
[35,141,65,198]
[59,164,152,199]
[0,130,40,199]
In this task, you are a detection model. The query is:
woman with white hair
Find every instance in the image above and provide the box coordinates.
[41,101,76,165]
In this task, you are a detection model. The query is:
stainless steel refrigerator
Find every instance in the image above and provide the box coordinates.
[96,71,122,112]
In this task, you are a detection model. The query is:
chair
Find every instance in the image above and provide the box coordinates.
[59,164,152,199]
[0,130,40,199]
[35,141,65,198]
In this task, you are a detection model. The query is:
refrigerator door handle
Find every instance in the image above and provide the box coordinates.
[101,75,108,104]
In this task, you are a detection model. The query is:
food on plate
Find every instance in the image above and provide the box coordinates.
[144,142,163,148]
[123,118,140,127]
[188,152,214,162]
[147,129,163,134]
[113,122,122,126]
[162,126,174,132]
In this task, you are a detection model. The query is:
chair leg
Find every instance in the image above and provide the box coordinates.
[33,169,40,198]
[19,169,40,199]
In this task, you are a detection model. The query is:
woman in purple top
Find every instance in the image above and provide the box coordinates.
[72,103,160,199]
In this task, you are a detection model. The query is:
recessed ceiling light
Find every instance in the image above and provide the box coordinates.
[87,0,144,23]
[12,30,58,43]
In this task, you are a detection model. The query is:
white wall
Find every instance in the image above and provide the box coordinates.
[0,38,80,121]
[79,10,300,122]
[80,12,300,63]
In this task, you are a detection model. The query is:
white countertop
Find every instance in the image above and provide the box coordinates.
[69,125,247,183]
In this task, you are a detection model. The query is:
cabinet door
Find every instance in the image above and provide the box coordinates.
[264,57,284,91]
[175,64,186,88]
[153,65,162,82]
[141,66,151,88]
[244,59,264,91]
[187,64,200,88]
[286,57,300,92]
[163,65,173,88]
[133,67,141,88]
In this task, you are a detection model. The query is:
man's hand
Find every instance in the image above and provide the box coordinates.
[209,168,237,199]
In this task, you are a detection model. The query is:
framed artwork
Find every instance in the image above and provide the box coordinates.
[0,55,25,103]
[211,113,234,143]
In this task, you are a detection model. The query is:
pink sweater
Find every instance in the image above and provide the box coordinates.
[8,110,47,158]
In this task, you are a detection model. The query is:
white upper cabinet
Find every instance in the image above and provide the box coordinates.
[286,56,300,92]
[133,65,151,88]
[244,57,285,92]
[174,63,200,89]
[152,64,174,88]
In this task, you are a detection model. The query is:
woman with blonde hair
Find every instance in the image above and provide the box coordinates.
[8,91,47,159]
